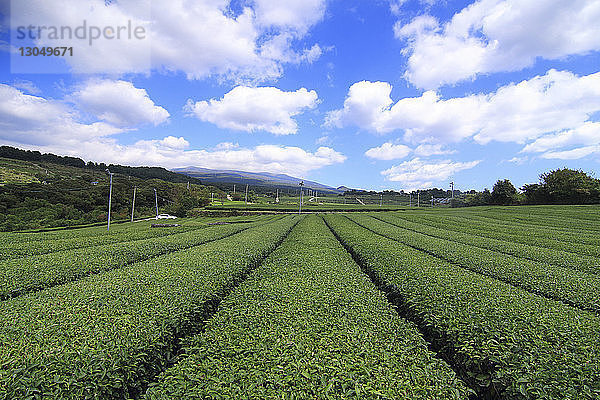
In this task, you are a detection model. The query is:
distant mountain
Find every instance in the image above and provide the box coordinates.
[173,167,342,194]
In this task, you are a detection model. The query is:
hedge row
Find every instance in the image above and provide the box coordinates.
[396,212,600,257]
[0,215,271,259]
[0,216,298,399]
[474,205,600,222]
[437,211,600,246]
[0,225,205,260]
[456,210,600,234]
[347,215,600,314]
[0,216,280,299]
[144,215,470,399]
[374,213,600,273]
[324,214,600,399]
[0,216,163,242]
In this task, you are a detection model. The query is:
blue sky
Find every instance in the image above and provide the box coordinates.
[1,0,599,191]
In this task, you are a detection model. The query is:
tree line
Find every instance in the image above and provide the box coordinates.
[0,146,202,185]
[457,168,600,207]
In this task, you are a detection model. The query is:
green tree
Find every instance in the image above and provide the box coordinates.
[491,179,517,205]
[466,188,492,206]
[540,168,600,204]
[521,183,549,204]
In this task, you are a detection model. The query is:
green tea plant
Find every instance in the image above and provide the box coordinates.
[0,216,281,299]
[324,214,600,399]
[394,212,600,257]
[374,213,600,273]
[0,216,298,399]
[144,216,470,399]
[348,214,600,313]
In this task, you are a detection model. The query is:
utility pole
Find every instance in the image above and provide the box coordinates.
[380,193,383,207]
[245,184,248,204]
[211,192,214,204]
[298,181,304,214]
[233,184,236,194]
[409,193,412,207]
[131,186,137,223]
[431,195,434,207]
[450,181,455,200]
[187,181,190,191]
[154,188,159,219]
[105,169,114,231]
[417,191,420,207]
[276,189,279,203]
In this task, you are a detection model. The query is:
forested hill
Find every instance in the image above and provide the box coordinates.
[0,146,202,185]
[0,148,222,232]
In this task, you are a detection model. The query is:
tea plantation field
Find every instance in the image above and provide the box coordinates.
[0,206,599,399]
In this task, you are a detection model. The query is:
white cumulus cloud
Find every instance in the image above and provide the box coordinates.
[0,84,344,177]
[521,122,600,157]
[325,81,393,132]
[185,86,318,135]
[365,142,411,160]
[327,70,600,147]
[32,140,346,176]
[7,0,326,81]
[157,136,189,150]
[541,146,600,160]
[73,79,170,128]
[0,84,122,147]
[214,142,240,150]
[381,158,481,190]
[253,0,326,35]
[395,0,600,89]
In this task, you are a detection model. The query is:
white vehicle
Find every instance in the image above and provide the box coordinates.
[157,214,177,219]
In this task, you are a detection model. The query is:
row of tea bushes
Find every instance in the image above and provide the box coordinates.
[144,216,470,399]
[324,214,600,399]
[0,215,272,260]
[403,212,600,254]
[348,215,600,313]
[0,216,298,399]
[0,216,280,299]
[373,213,600,273]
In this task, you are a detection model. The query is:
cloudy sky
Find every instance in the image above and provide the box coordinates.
[1,0,599,191]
